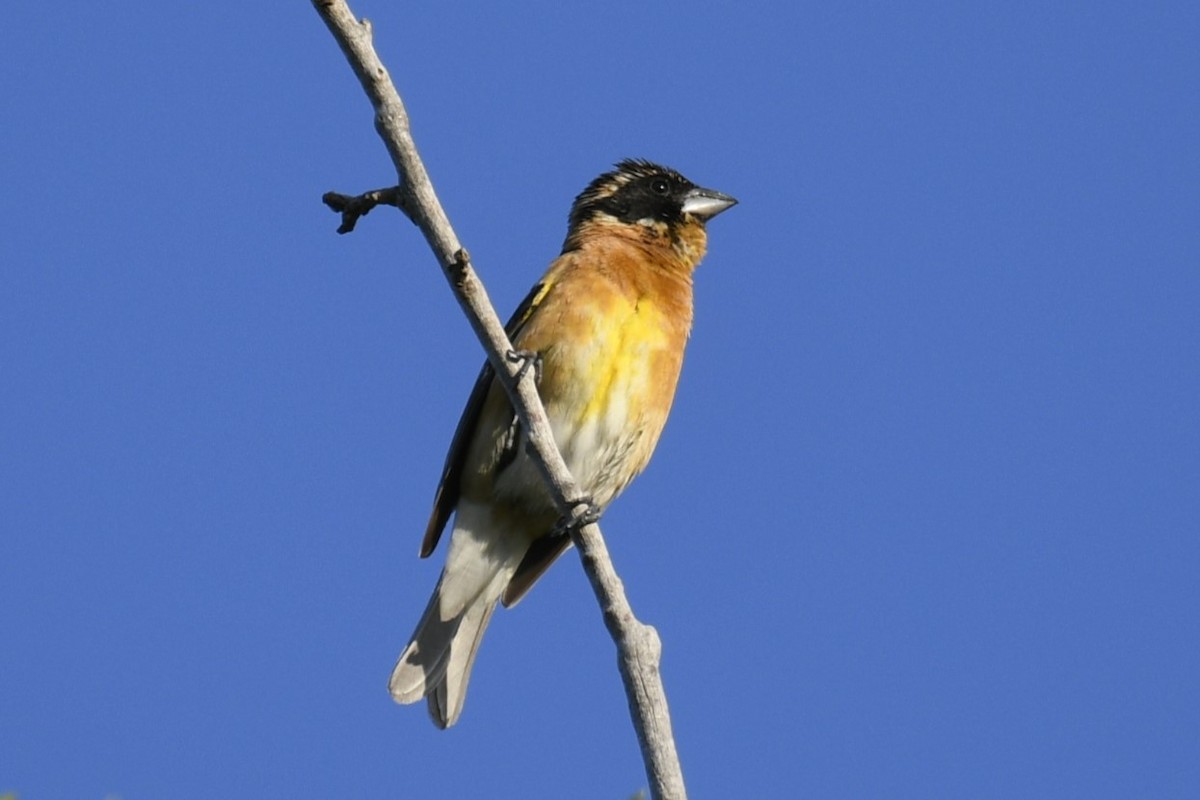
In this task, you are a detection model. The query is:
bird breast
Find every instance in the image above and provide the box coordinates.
[501,285,687,512]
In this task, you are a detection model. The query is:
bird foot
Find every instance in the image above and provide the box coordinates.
[555,496,601,536]
[506,348,543,384]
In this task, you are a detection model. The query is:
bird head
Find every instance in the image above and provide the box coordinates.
[563,159,737,258]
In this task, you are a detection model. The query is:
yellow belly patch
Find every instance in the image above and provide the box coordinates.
[578,297,667,425]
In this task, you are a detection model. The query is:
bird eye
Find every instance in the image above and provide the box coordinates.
[650,178,671,195]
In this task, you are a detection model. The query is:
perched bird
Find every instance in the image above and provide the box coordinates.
[389,159,737,727]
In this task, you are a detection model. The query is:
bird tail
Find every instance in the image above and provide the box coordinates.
[388,502,526,728]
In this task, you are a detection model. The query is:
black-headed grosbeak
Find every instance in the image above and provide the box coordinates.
[389,159,736,727]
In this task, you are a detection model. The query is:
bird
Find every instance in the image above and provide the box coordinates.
[389,159,737,727]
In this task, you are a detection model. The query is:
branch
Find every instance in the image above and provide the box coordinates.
[322,186,403,234]
[311,2,687,798]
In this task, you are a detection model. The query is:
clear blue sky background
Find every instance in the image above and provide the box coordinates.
[3,2,1197,798]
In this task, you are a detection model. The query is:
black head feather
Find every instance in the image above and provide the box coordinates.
[567,159,698,232]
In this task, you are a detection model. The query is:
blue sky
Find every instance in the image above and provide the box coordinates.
[3,2,1197,798]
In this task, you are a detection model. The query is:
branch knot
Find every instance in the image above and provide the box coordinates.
[449,248,471,286]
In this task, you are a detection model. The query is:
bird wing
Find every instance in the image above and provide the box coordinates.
[419,278,555,557]
[502,533,572,607]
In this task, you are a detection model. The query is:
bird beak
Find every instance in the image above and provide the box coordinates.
[681,186,738,220]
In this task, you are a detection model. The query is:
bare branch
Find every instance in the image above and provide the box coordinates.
[311,2,687,798]
[322,186,404,234]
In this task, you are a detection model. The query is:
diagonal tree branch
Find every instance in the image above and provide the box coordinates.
[311,2,687,798]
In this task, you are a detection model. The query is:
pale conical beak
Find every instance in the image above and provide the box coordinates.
[681,186,738,220]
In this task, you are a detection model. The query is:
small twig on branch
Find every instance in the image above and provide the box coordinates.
[312,2,687,799]
[322,186,404,233]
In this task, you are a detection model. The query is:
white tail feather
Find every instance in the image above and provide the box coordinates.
[389,501,527,727]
